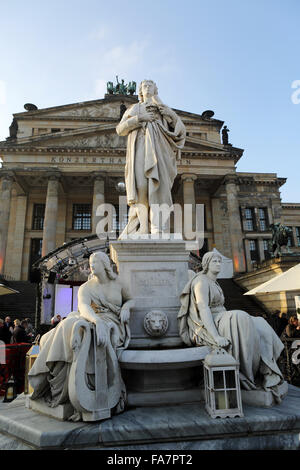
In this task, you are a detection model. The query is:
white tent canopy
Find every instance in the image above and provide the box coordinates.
[244,263,300,295]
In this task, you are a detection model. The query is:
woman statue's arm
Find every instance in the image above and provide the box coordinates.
[120,285,135,324]
[193,279,230,348]
[78,285,108,346]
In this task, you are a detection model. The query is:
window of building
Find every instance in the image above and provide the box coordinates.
[258,208,268,231]
[51,128,60,133]
[29,238,43,276]
[287,226,294,247]
[296,227,300,247]
[112,205,129,236]
[244,208,255,231]
[199,238,209,259]
[72,204,92,230]
[249,239,259,262]
[263,239,271,260]
[32,203,45,230]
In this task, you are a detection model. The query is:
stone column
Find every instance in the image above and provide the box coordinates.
[181,174,197,240]
[42,173,60,257]
[224,174,246,273]
[244,239,253,272]
[92,173,105,234]
[258,239,265,262]
[10,194,27,279]
[0,172,14,274]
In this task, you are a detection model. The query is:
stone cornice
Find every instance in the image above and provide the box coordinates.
[237,176,286,187]
[281,203,300,209]
[0,146,241,161]
[15,116,120,122]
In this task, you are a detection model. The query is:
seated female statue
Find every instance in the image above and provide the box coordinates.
[28,251,133,421]
[178,251,285,402]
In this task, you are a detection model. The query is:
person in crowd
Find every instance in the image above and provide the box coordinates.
[281,315,300,339]
[1,317,12,344]
[12,319,31,343]
[4,316,14,343]
[277,312,289,337]
[25,317,35,339]
[271,311,288,337]
[50,314,62,329]
[0,319,6,343]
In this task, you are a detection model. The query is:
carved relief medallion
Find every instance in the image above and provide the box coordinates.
[143,310,169,337]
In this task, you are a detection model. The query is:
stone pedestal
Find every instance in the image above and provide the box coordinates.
[110,238,207,406]
[110,238,189,349]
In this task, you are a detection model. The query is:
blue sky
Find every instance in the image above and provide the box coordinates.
[0,0,299,202]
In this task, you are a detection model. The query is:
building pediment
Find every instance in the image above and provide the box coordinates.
[13,95,139,121]
[2,125,127,149]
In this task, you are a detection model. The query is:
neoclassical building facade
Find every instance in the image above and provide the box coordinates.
[0,92,300,283]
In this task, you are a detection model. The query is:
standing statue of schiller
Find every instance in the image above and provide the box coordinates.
[116,79,186,236]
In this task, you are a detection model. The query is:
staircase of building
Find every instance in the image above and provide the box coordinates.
[0,281,37,322]
[218,278,268,317]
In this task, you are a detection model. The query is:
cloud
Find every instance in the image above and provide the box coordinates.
[89,25,111,41]
[0,81,6,105]
[93,40,150,97]
[90,30,179,100]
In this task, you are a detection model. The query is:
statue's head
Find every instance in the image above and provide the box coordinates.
[138,80,158,102]
[89,251,117,281]
[201,251,222,274]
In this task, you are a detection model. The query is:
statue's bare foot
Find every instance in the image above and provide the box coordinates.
[68,411,82,422]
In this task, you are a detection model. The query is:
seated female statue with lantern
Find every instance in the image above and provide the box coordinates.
[178,251,287,403]
[28,251,134,422]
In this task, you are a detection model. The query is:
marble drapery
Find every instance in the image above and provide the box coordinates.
[178,272,285,401]
[116,101,186,233]
[28,281,130,417]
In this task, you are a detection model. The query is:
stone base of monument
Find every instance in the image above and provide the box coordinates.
[119,346,210,406]
[1,385,300,450]
[110,238,189,350]
[25,395,74,421]
[241,381,289,407]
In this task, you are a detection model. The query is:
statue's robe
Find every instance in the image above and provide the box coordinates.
[116,101,186,233]
[28,283,130,414]
[178,273,285,401]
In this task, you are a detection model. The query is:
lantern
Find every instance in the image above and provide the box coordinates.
[203,347,243,418]
[3,374,17,403]
[24,341,40,395]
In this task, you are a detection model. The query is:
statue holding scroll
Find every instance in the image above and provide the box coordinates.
[116,79,186,236]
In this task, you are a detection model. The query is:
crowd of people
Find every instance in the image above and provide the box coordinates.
[0,316,35,345]
[263,310,300,339]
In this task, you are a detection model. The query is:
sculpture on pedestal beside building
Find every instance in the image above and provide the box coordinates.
[178,251,287,403]
[28,252,134,422]
[116,79,186,236]
[270,223,293,257]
